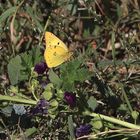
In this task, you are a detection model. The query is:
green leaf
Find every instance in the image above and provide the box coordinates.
[1,106,13,117]
[60,60,82,91]
[13,104,26,115]
[49,69,62,88]
[61,58,82,71]
[29,46,43,65]
[48,99,59,118]
[42,83,54,100]
[68,115,75,140]
[20,46,42,71]
[91,117,103,130]
[76,68,92,82]
[43,91,53,101]
[49,99,58,109]
[25,127,37,137]
[87,96,98,111]
[118,104,128,111]
[131,111,139,120]
[117,3,122,18]
[56,89,64,100]
[0,6,17,23]
[8,55,28,85]
[20,52,33,72]
[8,47,43,85]
[62,81,75,92]
[60,59,93,91]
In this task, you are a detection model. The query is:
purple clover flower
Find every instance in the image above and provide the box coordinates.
[30,99,49,115]
[64,92,76,108]
[76,124,92,137]
[34,62,47,74]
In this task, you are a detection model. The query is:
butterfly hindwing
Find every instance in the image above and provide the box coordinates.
[44,46,68,68]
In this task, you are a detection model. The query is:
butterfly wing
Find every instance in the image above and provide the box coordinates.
[45,32,68,51]
[44,32,72,68]
[44,45,72,68]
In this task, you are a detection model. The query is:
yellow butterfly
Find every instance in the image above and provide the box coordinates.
[44,32,72,68]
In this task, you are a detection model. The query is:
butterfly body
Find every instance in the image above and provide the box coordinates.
[44,32,72,68]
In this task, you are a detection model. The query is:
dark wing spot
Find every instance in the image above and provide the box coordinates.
[57,42,60,45]
[53,52,56,56]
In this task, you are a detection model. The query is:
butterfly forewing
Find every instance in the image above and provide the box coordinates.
[45,32,68,51]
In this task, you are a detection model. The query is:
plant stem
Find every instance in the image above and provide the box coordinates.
[120,83,133,112]
[83,111,140,129]
[0,95,37,105]
[32,89,38,101]
[39,16,51,46]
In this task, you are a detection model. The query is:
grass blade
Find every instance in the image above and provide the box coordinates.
[0,6,17,23]
[68,115,75,140]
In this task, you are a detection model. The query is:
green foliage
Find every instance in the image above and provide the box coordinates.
[68,115,75,140]
[48,69,62,88]
[0,6,17,23]
[26,6,44,32]
[48,99,59,118]
[8,47,43,85]
[42,83,53,100]
[60,59,93,91]
[1,0,140,139]
[25,127,37,137]
[0,106,13,117]
[8,55,26,85]
[131,111,139,121]
[48,58,93,92]
[87,96,98,111]
[91,117,103,130]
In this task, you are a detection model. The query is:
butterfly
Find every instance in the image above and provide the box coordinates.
[44,32,72,68]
